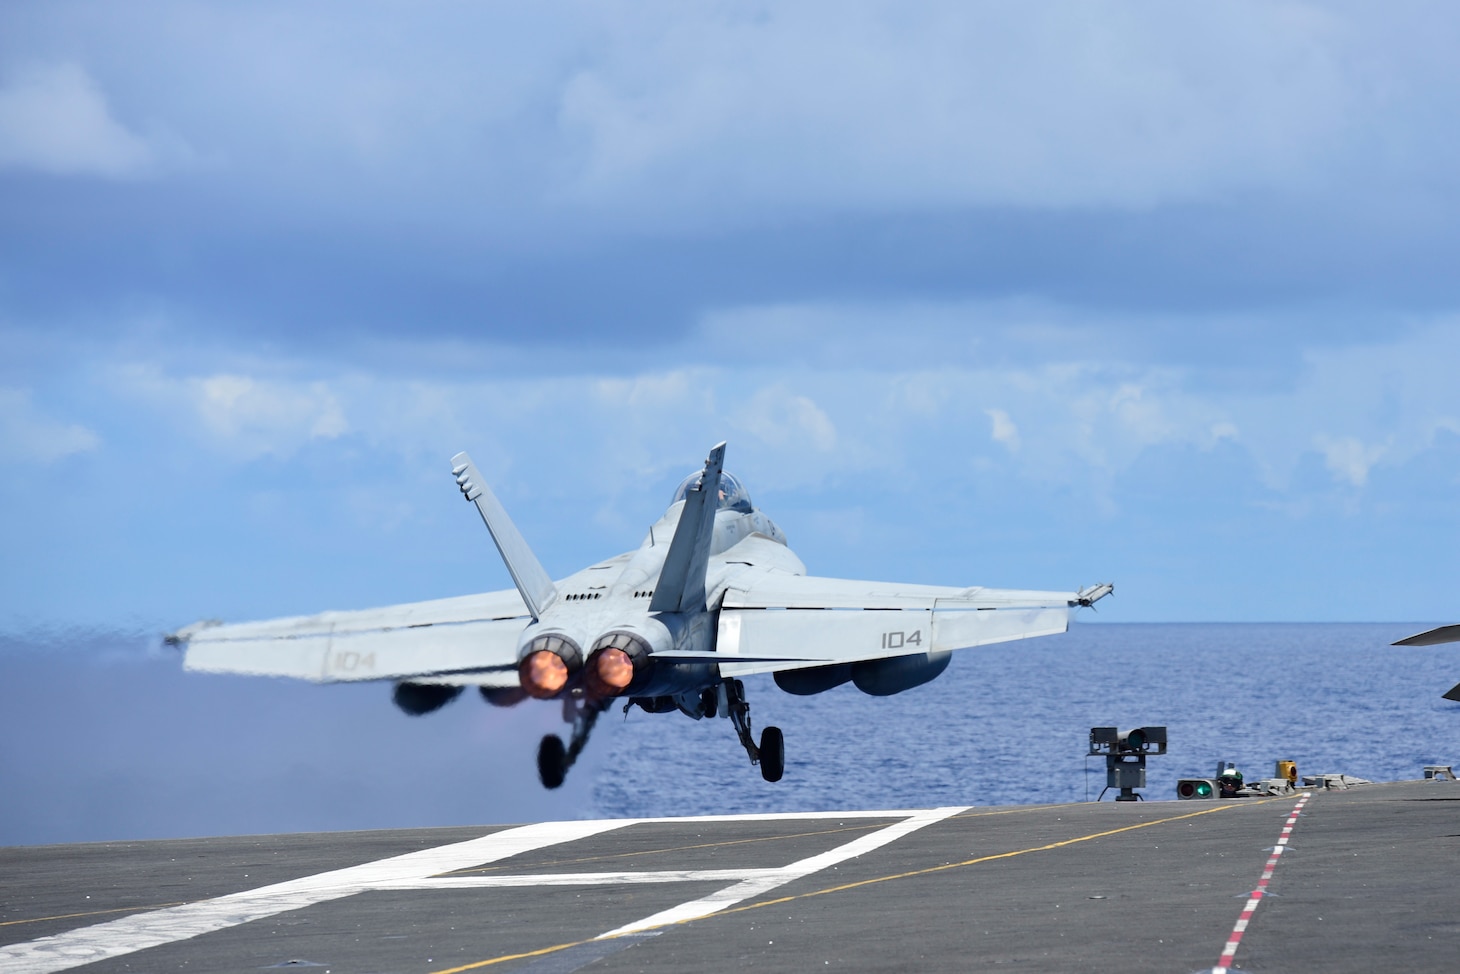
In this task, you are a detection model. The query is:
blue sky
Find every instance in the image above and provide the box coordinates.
[3,1,1459,629]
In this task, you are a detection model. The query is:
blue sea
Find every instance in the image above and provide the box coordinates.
[2,623,1457,846]
[595,622,1460,815]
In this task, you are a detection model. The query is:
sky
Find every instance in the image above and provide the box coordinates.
[3,0,1460,632]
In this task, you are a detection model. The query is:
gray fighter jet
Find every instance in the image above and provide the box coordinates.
[1392,625,1460,701]
[169,443,1112,788]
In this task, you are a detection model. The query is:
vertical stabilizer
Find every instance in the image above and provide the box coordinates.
[451,452,557,620]
[650,442,726,614]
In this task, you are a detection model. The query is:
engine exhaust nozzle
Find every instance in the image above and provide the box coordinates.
[584,631,654,699]
[517,633,583,700]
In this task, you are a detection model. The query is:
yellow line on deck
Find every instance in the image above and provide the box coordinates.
[432,798,1282,974]
[440,805,1064,877]
[0,901,193,929]
[440,823,884,876]
[712,799,1278,917]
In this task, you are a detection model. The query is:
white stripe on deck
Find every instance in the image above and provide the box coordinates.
[0,809,966,974]
[596,806,968,938]
[634,809,921,823]
[0,820,629,974]
[376,868,779,888]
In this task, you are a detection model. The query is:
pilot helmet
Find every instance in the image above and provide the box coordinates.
[671,470,752,513]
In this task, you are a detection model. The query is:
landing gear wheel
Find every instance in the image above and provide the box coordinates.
[537,734,567,789]
[758,726,784,782]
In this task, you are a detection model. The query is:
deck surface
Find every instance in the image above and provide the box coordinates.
[3,779,1457,973]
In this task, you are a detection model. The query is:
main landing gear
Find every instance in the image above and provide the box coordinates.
[536,680,786,788]
[537,695,608,790]
[725,678,784,783]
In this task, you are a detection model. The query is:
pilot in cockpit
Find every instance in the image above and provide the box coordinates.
[672,470,753,514]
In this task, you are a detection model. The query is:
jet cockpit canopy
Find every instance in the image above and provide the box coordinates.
[671,470,752,514]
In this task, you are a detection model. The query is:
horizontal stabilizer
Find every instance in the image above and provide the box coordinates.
[452,451,557,620]
[1393,624,1460,647]
[1446,683,1460,703]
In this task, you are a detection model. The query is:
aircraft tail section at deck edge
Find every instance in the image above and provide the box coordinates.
[1392,625,1460,701]
[169,442,1111,789]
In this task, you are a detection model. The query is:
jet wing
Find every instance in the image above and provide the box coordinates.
[654,572,1110,678]
[1390,625,1460,702]
[170,589,530,688]
[1392,624,1460,647]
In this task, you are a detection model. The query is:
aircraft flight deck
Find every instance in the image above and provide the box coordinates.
[3,777,1456,974]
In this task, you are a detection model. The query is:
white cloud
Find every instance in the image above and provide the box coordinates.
[91,312,1460,517]
[1210,422,1240,442]
[0,63,156,178]
[985,408,1020,452]
[552,1,1359,218]
[115,368,349,460]
[1316,435,1387,488]
[1226,320,1460,489]
[689,305,1460,503]
[4,3,1445,231]
[735,386,838,453]
[194,375,348,445]
[1107,384,1176,442]
[0,387,100,463]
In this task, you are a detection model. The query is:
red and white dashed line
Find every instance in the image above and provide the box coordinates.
[1210,792,1311,974]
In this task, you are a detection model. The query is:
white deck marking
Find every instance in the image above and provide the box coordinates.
[376,868,778,888]
[0,820,631,974]
[596,806,968,937]
[0,808,965,974]
[627,809,911,823]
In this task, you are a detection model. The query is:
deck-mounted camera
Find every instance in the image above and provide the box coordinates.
[1089,726,1167,801]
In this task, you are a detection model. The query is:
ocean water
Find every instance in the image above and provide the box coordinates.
[1,623,1457,846]
[593,622,1460,816]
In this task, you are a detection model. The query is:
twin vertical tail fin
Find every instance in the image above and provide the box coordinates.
[452,441,726,619]
[650,441,727,614]
[451,452,557,621]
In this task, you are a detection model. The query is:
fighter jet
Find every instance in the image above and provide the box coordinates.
[169,442,1112,788]
[1392,625,1460,701]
